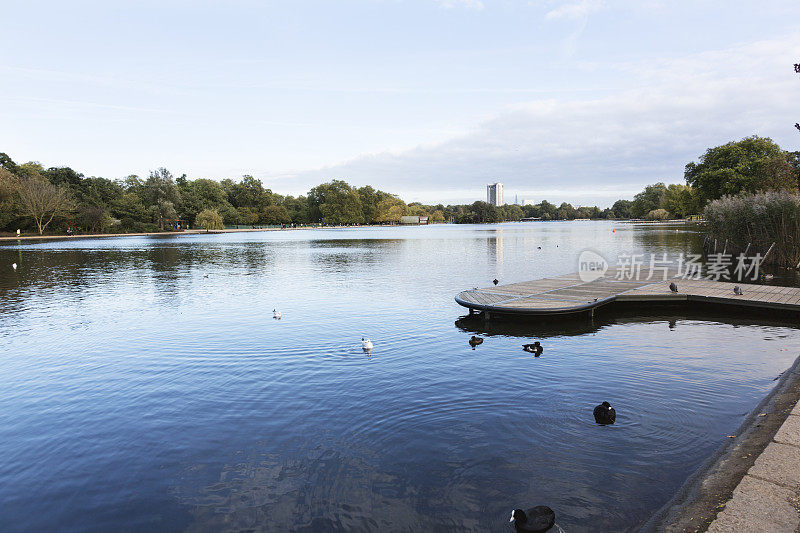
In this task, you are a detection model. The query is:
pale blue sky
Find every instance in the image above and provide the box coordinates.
[2,0,799,206]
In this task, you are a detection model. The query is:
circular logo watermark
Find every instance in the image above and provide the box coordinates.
[578,250,608,282]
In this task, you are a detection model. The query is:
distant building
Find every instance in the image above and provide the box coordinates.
[486,182,504,206]
[400,215,429,225]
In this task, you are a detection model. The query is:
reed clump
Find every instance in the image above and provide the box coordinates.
[704,190,800,267]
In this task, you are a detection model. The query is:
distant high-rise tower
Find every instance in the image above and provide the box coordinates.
[487,182,504,206]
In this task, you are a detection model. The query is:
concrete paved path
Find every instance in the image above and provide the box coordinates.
[706,401,800,532]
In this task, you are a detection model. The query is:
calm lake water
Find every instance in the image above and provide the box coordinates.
[2,221,799,532]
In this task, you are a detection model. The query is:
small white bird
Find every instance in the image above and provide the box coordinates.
[11,263,17,270]
[361,337,373,351]
[273,309,282,319]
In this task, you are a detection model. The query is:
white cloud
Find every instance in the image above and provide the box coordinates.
[545,0,605,20]
[433,0,485,10]
[274,33,800,206]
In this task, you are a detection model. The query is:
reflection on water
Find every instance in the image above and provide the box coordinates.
[1,222,798,532]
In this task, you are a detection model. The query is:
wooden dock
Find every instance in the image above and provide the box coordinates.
[455,267,800,317]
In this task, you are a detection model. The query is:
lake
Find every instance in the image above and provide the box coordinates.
[1,221,799,532]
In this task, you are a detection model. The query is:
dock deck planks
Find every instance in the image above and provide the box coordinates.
[455,269,800,316]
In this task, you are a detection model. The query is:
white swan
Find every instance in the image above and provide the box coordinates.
[11,263,17,270]
[273,309,282,319]
[361,337,373,350]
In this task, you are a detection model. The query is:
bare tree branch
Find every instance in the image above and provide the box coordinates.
[16,175,74,234]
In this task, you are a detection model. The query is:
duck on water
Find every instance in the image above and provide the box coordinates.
[510,506,556,532]
[593,401,616,425]
[523,342,543,356]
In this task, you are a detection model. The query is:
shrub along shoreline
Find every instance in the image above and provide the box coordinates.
[704,191,800,267]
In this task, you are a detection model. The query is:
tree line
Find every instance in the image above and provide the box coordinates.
[0,135,797,235]
[0,156,435,234]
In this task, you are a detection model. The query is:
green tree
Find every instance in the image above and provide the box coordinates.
[501,204,524,221]
[150,199,177,230]
[0,152,19,174]
[685,136,798,202]
[0,168,20,229]
[75,177,124,212]
[261,205,291,225]
[115,192,149,222]
[178,178,233,226]
[357,185,381,223]
[468,201,500,223]
[375,196,406,223]
[406,203,429,217]
[44,166,83,188]
[0,168,18,204]
[630,183,667,218]
[237,206,260,225]
[76,206,112,233]
[662,184,699,218]
[144,168,181,230]
[308,180,364,224]
[224,175,273,210]
[282,195,310,224]
[645,208,670,220]
[196,208,223,232]
[610,199,632,219]
[557,202,576,220]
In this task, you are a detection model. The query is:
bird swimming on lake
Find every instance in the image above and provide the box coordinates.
[11,263,16,270]
[522,341,543,357]
[764,274,774,280]
[734,286,743,295]
[510,506,556,532]
[537,246,542,249]
[468,336,483,349]
[273,309,282,319]
[669,282,678,293]
[361,337,373,350]
[493,278,499,285]
[593,401,616,425]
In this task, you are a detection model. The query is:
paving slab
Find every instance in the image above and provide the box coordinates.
[748,441,800,488]
[774,415,800,448]
[706,475,799,532]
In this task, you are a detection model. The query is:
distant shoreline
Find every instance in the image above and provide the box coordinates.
[0,219,700,242]
[0,224,402,242]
